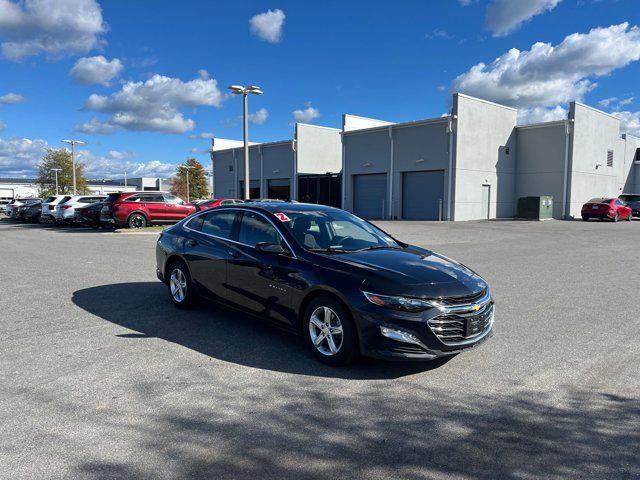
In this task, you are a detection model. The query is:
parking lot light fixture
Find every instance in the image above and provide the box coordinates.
[182,164,194,202]
[228,84,263,200]
[61,139,85,195]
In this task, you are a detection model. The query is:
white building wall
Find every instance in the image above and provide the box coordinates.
[453,93,518,220]
[567,103,628,218]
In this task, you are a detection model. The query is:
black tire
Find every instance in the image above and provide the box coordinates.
[127,213,147,229]
[302,294,359,367]
[582,215,589,221]
[627,212,632,221]
[166,259,198,309]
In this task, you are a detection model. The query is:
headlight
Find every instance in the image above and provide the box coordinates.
[362,291,441,312]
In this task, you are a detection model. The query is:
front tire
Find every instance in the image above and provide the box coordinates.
[128,213,147,229]
[303,295,359,367]
[166,260,198,309]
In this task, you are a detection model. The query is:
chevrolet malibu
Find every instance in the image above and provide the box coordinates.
[156,203,494,366]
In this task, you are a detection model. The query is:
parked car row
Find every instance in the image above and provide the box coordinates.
[581,195,638,222]
[3,191,245,229]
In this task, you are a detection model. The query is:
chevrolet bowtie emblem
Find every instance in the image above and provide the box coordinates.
[472,304,481,311]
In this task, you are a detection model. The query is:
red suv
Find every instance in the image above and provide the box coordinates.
[100,191,196,228]
[581,197,632,222]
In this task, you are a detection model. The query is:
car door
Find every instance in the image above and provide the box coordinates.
[163,193,191,220]
[225,210,297,325]
[183,209,240,303]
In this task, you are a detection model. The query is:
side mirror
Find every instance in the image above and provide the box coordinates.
[255,242,288,255]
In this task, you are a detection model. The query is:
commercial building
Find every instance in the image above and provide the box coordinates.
[342,94,639,220]
[211,123,342,206]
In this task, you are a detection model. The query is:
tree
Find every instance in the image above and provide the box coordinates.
[170,158,209,202]
[36,148,88,197]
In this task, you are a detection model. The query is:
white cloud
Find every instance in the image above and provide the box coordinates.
[618,97,635,107]
[0,0,107,61]
[292,105,320,123]
[0,121,6,131]
[517,105,567,125]
[249,9,285,43]
[189,132,215,139]
[452,23,640,109]
[70,56,123,86]
[425,29,453,39]
[74,117,117,134]
[0,92,25,104]
[612,111,640,137]
[79,72,224,134]
[77,149,178,178]
[0,136,49,176]
[459,0,475,5]
[486,0,561,37]
[248,107,268,125]
[598,97,618,107]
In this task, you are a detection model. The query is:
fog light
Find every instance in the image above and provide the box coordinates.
[380,326,422,346]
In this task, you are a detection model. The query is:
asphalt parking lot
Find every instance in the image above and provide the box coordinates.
[1,218,639,479]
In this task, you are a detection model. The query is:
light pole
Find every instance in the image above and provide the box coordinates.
[124,171,127,188]
[52,168,62,194]
[183,164,193,202]
[228,84,263,200]
[61,139,85,195]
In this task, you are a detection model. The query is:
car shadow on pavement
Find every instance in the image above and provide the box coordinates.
[72,282,448,380]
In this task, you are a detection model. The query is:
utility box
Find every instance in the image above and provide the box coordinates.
[517,196,553,220]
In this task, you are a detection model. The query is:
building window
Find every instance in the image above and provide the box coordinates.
[228,165,233,172]
[606,150,614,167]
[504,146,510,155]
[635,148,640,162]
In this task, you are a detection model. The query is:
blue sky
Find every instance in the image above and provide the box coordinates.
[0,0,639,178]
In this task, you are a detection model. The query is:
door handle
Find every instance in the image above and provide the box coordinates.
[187,239,198,247]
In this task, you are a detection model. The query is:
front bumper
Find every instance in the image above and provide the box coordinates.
[353,293,494,361]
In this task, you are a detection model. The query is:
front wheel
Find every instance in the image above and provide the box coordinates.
[167,260,198,308]
[303,295,359,366]
[128,213,147,229]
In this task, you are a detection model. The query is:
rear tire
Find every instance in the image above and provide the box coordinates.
[166,259,198,309]
[303,295,359,367]
[582,215,589,221]
[127,213,147,229]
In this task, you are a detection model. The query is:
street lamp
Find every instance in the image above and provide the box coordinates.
[228,84,263,200]
[51,168,62,194]
[61,139,85,195]
[183,164,194,202]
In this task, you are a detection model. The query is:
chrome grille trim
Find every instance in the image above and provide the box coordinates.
[428,302,494,346]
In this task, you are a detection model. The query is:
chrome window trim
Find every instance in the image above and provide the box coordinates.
[182,207,297,259]
[439,289,492,314]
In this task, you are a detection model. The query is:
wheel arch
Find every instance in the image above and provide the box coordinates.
[297,287,360,337]
[126,210,149,225]
[164,254,191,284]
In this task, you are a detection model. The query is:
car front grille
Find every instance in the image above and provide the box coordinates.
[428,302,494,345]
[436,289,486,306]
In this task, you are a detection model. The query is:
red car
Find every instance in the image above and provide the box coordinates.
[194,198,244,211]
[100,191,196,228]
[581,197,632,222]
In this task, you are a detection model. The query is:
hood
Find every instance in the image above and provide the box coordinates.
[330,247,487,298]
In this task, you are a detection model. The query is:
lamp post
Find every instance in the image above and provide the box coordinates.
[61,139,85,195]
[228,85,263,200]
[124,171,127,188]
[51,168,62,194]
[183,164,193,202]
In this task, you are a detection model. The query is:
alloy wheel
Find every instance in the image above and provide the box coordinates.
[130,215,145,228]
[308,306,344,356]
[169,268,187,303]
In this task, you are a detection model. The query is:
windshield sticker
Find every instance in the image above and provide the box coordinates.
[275,212,291,222]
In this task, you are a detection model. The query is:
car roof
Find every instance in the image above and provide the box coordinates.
[237,201,339,214]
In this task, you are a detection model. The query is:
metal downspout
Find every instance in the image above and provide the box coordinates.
[447,116,455,221]
[562,121,571,219]
[388,126,394,220]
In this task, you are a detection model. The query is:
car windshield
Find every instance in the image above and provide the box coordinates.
[278,209,401,253]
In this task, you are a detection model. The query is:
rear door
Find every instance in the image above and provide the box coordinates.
[225,210,296,325]
[141,193,167,222]
[183,209,239,303]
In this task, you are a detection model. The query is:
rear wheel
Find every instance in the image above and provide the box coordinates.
[303,295,359,367]
[167,260,198,308]
[127,213,147,229]
[582,215,589,221]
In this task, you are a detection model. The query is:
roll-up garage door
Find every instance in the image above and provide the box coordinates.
[353,173,387,219]
[402,170,445,220]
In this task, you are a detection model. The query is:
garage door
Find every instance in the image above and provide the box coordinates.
[402,170,445,220]
[353,173,387,219]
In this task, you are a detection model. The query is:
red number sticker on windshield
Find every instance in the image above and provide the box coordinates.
[275,212,291,222]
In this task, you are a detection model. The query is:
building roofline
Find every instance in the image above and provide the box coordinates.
[455,92,518,112]
[211,139,293,155]
[342,115,450,136]
[295,123,340,132]
[516,120,569,130]
[571,101,621,121]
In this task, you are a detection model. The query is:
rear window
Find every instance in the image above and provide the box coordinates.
[620,195,640,202]
[587,198,611,204]
[105,193,122,203]
[59,196,72,204]
[44,196,57,203]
